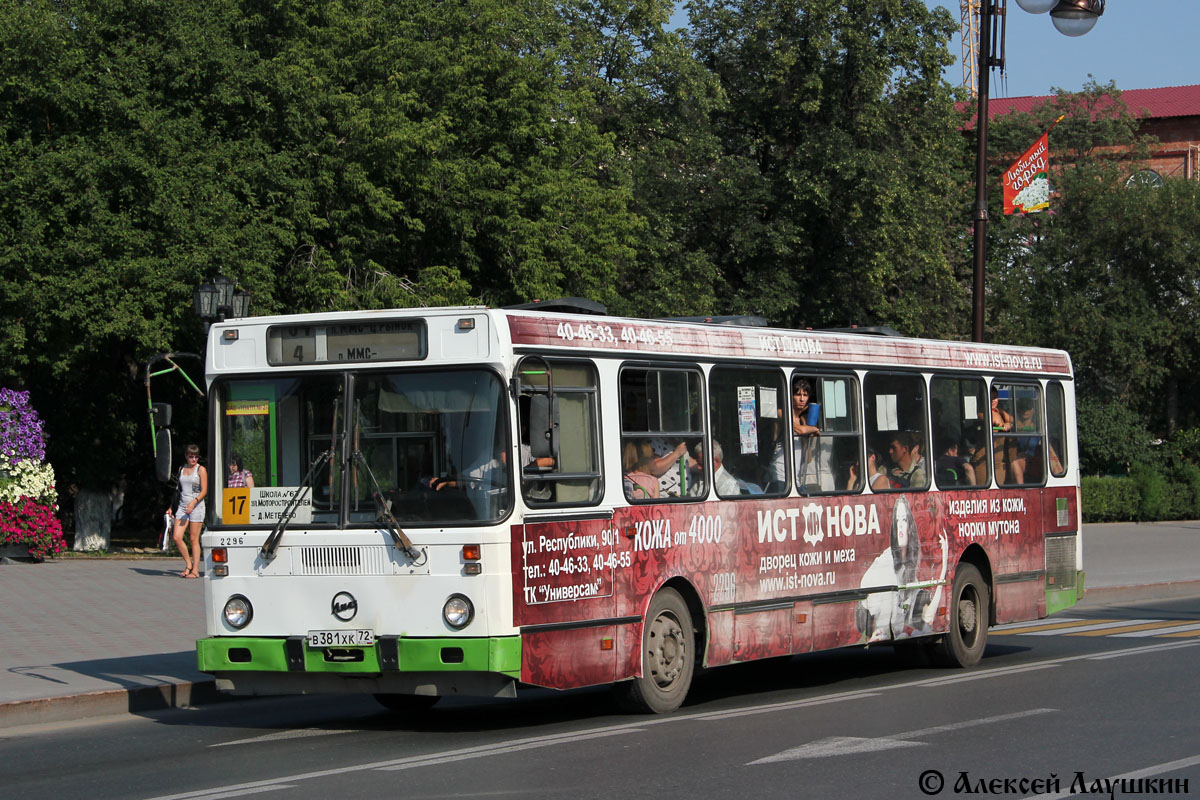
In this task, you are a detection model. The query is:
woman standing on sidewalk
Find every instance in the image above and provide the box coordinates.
[168,444,207,578]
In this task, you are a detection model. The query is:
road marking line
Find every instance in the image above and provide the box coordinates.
[1086,640,1200,660]
[749,709,1056,764]
[1022,618,1161,638]
[992,617,1085,632]
[992,618,1116,634]
[192,787,292,800]
[1112,621,1200,637]
[376,728,637,770]
[1028,753,1200,799]
[210,728,356,747]
[911,663,1059,687]
[1068,620,1191,636]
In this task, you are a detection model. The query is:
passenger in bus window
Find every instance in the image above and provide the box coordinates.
[707,440,741,497]
[847,448,890,491]
[857,496,948,642]
[643,437,694,498]
[990,386,1013,432]
[622,441,660,500]
[226,453,254,488]
[1010,399,1041,483]
[934,432,975,487]
[770,378,821,489]
[885,431,926,489]
[961,423,988,486]
[990,387,1020,484]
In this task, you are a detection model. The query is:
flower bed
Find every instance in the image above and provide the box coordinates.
[0,389,64,559]
[0,497,65,560]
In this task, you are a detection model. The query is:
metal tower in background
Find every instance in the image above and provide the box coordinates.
[960,0,1005,98]
[960,0,981,96]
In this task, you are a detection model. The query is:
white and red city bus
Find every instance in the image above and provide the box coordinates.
[196,301,1081,713]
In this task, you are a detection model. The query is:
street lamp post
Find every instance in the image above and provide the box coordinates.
[971,0,1104,343]
[192,274,252,333]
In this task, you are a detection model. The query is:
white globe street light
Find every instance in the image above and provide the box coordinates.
[1013,0,1056,14]
[1050,0,1105,37]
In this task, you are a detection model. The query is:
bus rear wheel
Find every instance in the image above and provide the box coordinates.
[374,694,439,714]
[932,564,989,668]
[616,587,694,714]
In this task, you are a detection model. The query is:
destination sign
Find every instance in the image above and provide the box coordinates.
[267,321,426,365]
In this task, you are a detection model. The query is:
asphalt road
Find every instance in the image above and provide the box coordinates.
[5,586,1198,800]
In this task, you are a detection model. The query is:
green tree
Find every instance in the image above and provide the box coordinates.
[685,0,970,334]
[0,0,284,487]
[0,0,644,496]
[987,83,1200,438]
[555,0,726,318]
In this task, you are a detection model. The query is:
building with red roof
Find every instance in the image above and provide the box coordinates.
[987,84,1200,181]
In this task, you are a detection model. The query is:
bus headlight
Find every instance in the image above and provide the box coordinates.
[223,595,253,629]
[443,594,474,629]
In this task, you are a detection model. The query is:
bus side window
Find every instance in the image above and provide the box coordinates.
[864,372,929,491]
[516,358,603,506]
[620,366,706,502]
[931,376,988,489]
[708,366,787,498]
[1046,382,1068,478]
[789,373,861,495]
[992,383,1045,487]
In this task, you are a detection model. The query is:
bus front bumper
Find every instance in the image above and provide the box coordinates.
[197,635,522,697]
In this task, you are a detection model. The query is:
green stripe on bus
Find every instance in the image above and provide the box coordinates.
[1045,571,1085,616]
[197,636,521,677]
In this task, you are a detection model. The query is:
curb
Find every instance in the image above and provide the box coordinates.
[0,679,227,727]
[1078,580,1200,606]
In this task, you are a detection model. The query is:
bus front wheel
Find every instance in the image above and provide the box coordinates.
[933,563,989,668]
[616,587,695,714]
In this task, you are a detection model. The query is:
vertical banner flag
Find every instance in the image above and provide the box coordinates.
[1003,116,1064,215]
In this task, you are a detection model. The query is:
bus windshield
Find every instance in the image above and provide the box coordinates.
[213,369,512,528]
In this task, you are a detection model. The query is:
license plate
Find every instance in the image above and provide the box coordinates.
[306,629,375,647]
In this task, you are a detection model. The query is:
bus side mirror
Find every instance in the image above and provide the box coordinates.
[528,395,559,459]
[155,428,173,483]
[151,402,173,428]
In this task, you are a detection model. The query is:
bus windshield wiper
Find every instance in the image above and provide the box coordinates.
[352,449,424,563]
[260,449,333,560]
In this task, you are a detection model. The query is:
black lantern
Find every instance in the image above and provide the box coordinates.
[193,274,252,331]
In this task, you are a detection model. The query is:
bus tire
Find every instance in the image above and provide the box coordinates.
[932,564,989,668]
[616,587,694,714]
[374,694,439,714]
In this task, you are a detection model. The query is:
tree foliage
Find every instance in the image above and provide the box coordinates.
[685,0,970,334]
[986,82,1200,438]
[0,0,641,487]
[0,2,1194,509]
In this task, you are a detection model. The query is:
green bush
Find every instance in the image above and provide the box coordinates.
[1164,460,1200,519]
[1173,427,1200,465]
[1130,464,1168,521]
[1084,463,1200,522]
[1081,476,1140,522]
[1077,397,1155,475]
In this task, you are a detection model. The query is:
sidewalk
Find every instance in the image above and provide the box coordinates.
[1,521,1197,726]
[0,557,215,725]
